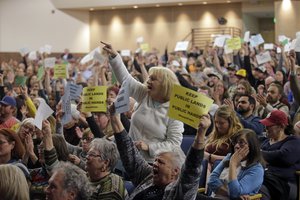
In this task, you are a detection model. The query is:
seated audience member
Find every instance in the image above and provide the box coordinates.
[0,95,20,129]
[46,162,91,200]
[225,94,264,136]
[200,105,243,187]
[110,104,218,200]
[0,164,30,200]
[207,129,264,199]
[86,138,127,200]
[260,110,300,200]
[103,42,183,163]
[256,82,289,118]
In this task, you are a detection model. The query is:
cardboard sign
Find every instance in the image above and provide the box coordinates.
[67,83,83,101]
[140,43,150,53]
[174,41,189,51]
[44,57,56,68]
[226,37,242,50]
[54,64,67,79]
[264,43,274,50]
[250,34,265,47]
[244,31,250,43]
[37,67,45,81]
[256,51,272,65]
[121,50,131,57]
[213,36,226,47]
[115,81,130,114]
[15,76,28,86]
[82,86,107,112]
[33,100,54,130]
[168,85,213,128]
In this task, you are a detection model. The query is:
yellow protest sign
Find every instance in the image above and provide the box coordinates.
[168,85,214,128]
[54,64,67,79]
[140,43,150,53]
[82,86,107,112]
[226,37,242,50]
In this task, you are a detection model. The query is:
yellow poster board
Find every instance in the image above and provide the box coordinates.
[226,37,242,50]
[168,85,214,128]
[140,43,150,53]
[82,86,107,112]
[54,64,67,79]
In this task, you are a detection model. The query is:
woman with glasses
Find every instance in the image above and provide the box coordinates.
[68,128,94,170]
[207,129,264,199]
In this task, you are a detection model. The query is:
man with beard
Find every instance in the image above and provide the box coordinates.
[256,82,289,119]
[235,94,264,136]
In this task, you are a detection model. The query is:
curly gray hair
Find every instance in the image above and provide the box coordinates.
[52,162,91,200]
[155,146,186,170]
[90,138,119,172]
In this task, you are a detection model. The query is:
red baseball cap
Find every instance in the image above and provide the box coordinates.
[260,110,288,127]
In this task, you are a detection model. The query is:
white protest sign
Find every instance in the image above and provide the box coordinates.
[213,36,226,47]
[115,81,130,114]
[174,41,189,51]
[80,47,105,64]
[294,38,300,52]
[68,83,83,101]
[136,36,144,44]
[44,57,56,68]
[181,57,188,68]
[44,45,52,54]
[121,50,131,57]
[19,47,30,57]
[61,85,72,125]
[277,47,281,54]
[250,34,265,47]
[33,100,54,130]
[82,70,93,80]
[244,31,250,43]
[28,51,37,60]
[224,44,233,54]
[256,51,272,65]
[264,43,274,50]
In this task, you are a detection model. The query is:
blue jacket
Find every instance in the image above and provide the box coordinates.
[207,154,264,199]
[236,113,264,136]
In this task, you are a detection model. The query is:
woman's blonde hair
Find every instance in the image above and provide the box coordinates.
[148,66,179,102]
[206,105,243,151]
[0,164,29,200]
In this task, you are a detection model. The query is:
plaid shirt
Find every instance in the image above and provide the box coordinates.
[115,130,204,200]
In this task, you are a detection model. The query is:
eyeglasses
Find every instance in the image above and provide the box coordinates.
[81,137,94,143]
[232,140,248,147]
[87,152,102,158]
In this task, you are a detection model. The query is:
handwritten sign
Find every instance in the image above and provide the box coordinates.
[168,85,213,128]
[67,83,83,101]
[250,34,264,47]
[44,57,56,68]
[54,64,67,79]
[226,37,242,50]
[115,81,130,114]
[256,51,272,65]
[82,86,107,112]
[174,41,189,51]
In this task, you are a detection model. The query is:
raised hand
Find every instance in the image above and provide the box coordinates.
[101,41,118,58]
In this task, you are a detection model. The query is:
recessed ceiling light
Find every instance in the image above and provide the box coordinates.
[89,8,94,11]
[133,5,138,9]
[178,3,183,6]
[112,7,115,10]
[203,2,207,4]
[227,0,231,3]
[156,4,160,7]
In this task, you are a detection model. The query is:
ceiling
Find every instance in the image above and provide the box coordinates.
[50,0,275,11]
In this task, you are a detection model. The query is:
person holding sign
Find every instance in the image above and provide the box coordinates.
[110,103,218,200]
[102,42,183,163]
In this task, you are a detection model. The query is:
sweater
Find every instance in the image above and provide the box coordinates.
[110,54,184,162]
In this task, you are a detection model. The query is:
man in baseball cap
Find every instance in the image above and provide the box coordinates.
[0,95,20,129]
[259,109,288,127]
